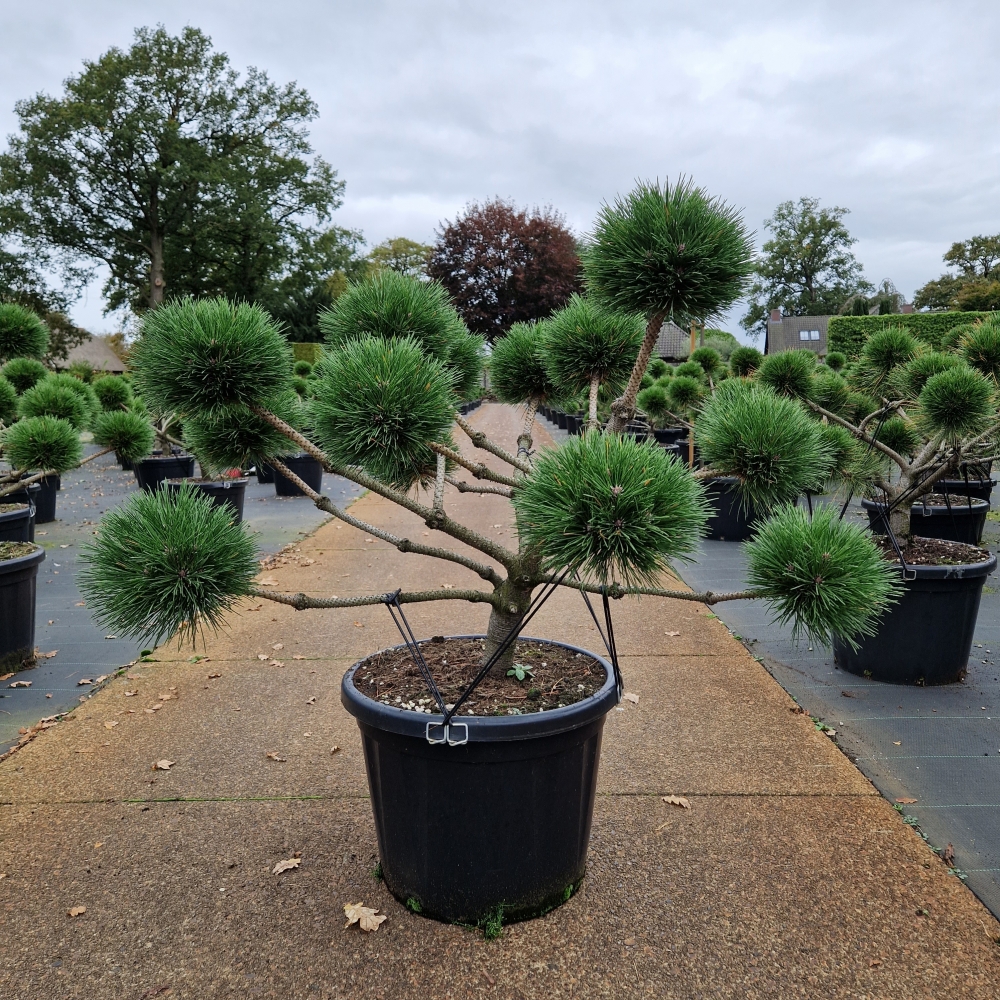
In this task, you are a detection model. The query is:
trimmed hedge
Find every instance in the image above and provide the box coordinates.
[828,312,997,357]
[291,342,324,364]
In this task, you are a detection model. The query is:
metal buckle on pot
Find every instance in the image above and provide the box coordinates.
[446,722,468,746]
[425,721,448,745]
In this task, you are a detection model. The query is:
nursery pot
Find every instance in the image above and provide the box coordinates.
[165,478,249,522]
[3,483,40,542]
[556,411,568,430]
[704,476,758,541]
[565,414,581,435]
[0,544,45,671]
[256,463,275,484]
[134,455,196,492]
[0,504,31,543]
[341,636,618,924]
[863,497,989,547]
[33,476,59,524]
[936,478,997,504]
[273,454,323,497]
[833,551,997,685]
[116,451,133,471]
[653,427,687,446]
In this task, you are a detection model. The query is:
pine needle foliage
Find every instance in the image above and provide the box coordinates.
[1,357,48,394]
[756,350,815,399]
[744,505,901,647]
[850,327,919,397]
[818,422,885,493]
[183,394,303,473]
[810,369,850,415]
[0,303,49,361]
[636,384,672,427]
[695,381,833,510]
[92,376,133,411]
[918,366,994,438]
[293,360,314,377]
[891,352,960,400]
[672,360,706,381]
[542,295,644,396]
[689,346,723,375]
[875,416,919,458]
[941,322,977,353]
[582,178,754,321]
[79,483,258,647]
[513,431,710,587]
[446,331,486,401]
[3,415,82,472]
[729,346,763,377]
[0,377,16,425]
[666,375,703,411]
[647,358,670,379]
[292,376,311,398]
[18,378,89,429]
[48,373,99,428]
[132,298,293,416]
[824,351,846,373]
[490,321,562,405]
[311,337,456,490]
[961,321,1000,382]
[92,410,155,462]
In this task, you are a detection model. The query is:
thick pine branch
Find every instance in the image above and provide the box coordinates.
[454,413,532,473]
[427,442,520,487]
[607,311,666,433]
[445,475,513,498]
[806,400,908,470]
[249,586,500,611]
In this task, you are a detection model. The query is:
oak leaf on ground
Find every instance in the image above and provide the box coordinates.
[272,858,301,874]
[662,795,691,809]
[344,902,387,932]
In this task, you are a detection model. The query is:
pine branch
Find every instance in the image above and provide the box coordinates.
[806,400,908,470]
[445,475,513,498]
[0,448,114,501]
[455,413,532,473]
[433,452,446,511]
[517,397,539,461]
[427,442,519,487]
[550,577,765,605]
[249,586,501,611]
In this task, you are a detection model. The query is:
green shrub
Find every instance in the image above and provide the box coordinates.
[689,346,723,375]
[513,431,710,586]
[1,357,48,394]
[293,360,314,377]
[875,416,919,458]
[3,415,82,472]
[666,375,703,411]
[18,378,89,429]
[672,360,705,381]
[66,360,94,383]
[292,375,311,398]
[850,328,919,398]
[92,410,155,462]
[647,358,670,379]
[291,342,323,364]
[729,346,763,377]
[827,312,996,358]
[890,352,960,399]
[79,483,258,645]
[92,375,133,411]
[756,349,815,399]
[0,303,49,361]
[824,351,846,372]
[446,331,486,401]
[490,321,562,405]
[0,376,16,424]
[918,366,994,438]
[960,320,1000,381]
[636,384,672,427]
[810,369,850,415]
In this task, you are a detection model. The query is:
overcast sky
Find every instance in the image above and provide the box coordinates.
[2,1,999,338]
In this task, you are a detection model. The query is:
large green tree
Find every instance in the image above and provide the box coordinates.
[740,197,872,337]
[0,25,357,320]
[914,234,1000,311]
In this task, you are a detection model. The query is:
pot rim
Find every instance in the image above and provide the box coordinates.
[0,544,45,573]
[137,454,193,463]
[341,634,618,742]
[887,549,997,580]
[164,477,250,488]
[861,497,989,514]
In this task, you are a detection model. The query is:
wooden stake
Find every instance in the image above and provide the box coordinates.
[688,320,697,467]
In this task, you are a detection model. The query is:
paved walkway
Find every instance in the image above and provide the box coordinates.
[2,405,1000,998]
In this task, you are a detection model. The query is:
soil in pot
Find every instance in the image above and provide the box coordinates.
[0,503,31,543]
[834,536,995,685]
[864,493,989,546]
[0,541,45,671]
[342,635,617,925]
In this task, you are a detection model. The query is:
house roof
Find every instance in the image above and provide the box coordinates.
[655,320,691,360]
[765,315,829,355]
[60,336,126,373]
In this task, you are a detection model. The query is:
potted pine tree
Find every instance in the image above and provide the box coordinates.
[77,179,899,927]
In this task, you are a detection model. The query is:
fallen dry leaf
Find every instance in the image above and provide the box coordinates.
[662,795,691,809]
[665,631,681,637]
[257,654,268,661]
[331,745,341,754]
[157,693,174,702]
[306,696,316,705]
[258,577,279,587]
[9,680,31,688]
[344,902,387,932]
[292,654,306,660]
[440,583,454,589]
[104,635,116,640]
[869,959,882,968]
[895,797,918,804]
[272,642,284,650]
[941,843,955,865]
[265,751,287,762]
[152,759,174,771]
[75,601,86,607]
[67,906,86,918]
[623,692,640,705]
[893,741,902,746]
[124,690,137,697]
[0,873,6,879]
[208,673,221,679]
[94,842,103,849]
[39,649,58,658]
[271,660,285,667]
[353,622,364,628]
[272,858,301,874]
[103,721,118,730]
[77,679,93,686]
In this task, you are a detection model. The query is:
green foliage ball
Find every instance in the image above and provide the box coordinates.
[824,351,846,372]
[513,431,710,586]
[672,360,705,381]
[18,378,89,429]
[66,360,94,383]
[582,178,754,320]
[919,366,994,438]
[667,375,703,411]
[311,337,456,490]
[542,295,644,396]
[745,505,901,647]
[92,410,155,463]
[891,352,960,400]
[132,298,293,416]
[689,346,723,375]
[92,375,133,412]
[940,323,977,353]
[961,322,1000,382]
[852,327,919,397]
[729,346,763,377]
[639,372,655,390]
[0,303,49,362]
[695,380,833,510]
[636,384,672,427]
[489,321,562,405]
[875,416,920,458]
[293,360,314,377]
[183,393,303,473]
[292,375,311,398]
[48,373,99,428]
[3,415,82,473]
[79,483,259,646]
[0,376,16,425]
[756,349,815,399]
[446,331,486,401]
[844,390,878,426]
[647,358,670,379]
[1,357,48,394]
[810,369,850,415]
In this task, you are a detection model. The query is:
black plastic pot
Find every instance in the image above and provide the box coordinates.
[116,451,133,471]
[3,483,39,542]
[256,463,275,484]
[834,551,997,684]
[653,427,687,446]
[33,476,59,524]
[273,453,323,496]
[0,505,31,543]
[704,476,757,541]
[0,544,45,671]
[936,478,997,504]
[565,414,580,434]
[166,478,249,522]
[134,455,196,492]
[863,497,989,547]
[556,411,568,430]
[342,635,618,924]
